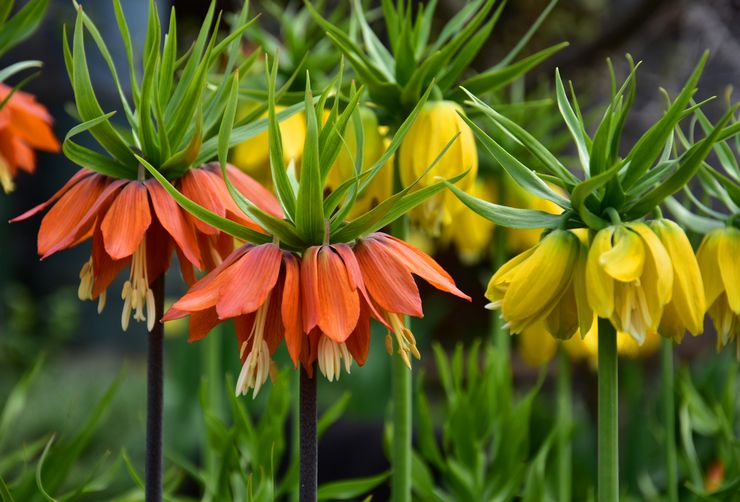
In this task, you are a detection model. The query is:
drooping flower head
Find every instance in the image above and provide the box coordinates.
[10,3,284,331]
[0,83,60,192]
[697,227,740,356]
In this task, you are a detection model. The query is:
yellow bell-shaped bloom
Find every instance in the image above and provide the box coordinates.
[399,100,478,233]
[486,229,587,336]
[518,323,558,367]
[586,223,673,345]
[697,226,740,356]
[231,106,306,184]
[325,108,393,218]
[650,218,706,341]
[441,178,496,264]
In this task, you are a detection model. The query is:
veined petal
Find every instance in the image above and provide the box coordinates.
[91,224,130,297]
[282,252,303,366]
[187,307,221,342]
[372,233,470,300]
[216,243,282,318]
[354,237,423,317]
[317,246,360,342]
[651,219,705,335]
[147,180,202,269]
[145,217,174,284]
[180,168,226,235]
[346,300,372,366]
[573,241,594,339]
[697,230,725,308]
[301,246,321,333]
[586,227,615,317]
[629,222,673,305]
[224,164,284,217]
[36,174,109,257]
[101,182,152,260]
[485,246,536,304]
[600,225,645,282]
[332,243,388,328]
[10,169,92,222]
[718,227,740,313]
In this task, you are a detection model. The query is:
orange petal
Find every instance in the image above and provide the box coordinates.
[145,217,174,284]
[317,246,360,342]
[354,238,423,317]
[187,307,222,342]
[345,300,371,366]
[91,224,130,297]
[224,163,284,217]
[265,281,286,353]
[37,174,112,257]
[179,168,226,235]
[147,180,202,269]
[332,243,389,328]
[216,243,282,318]
[301,246,321,333]
[101,181,152,260]
[376,233,470,300]
[8,100,59,152]
[282,252,304,366]
[11,169,92,222]
[234,312,257,362]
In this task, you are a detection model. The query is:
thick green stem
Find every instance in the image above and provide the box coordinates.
[661,338,678,502]
[202,325,223,488]
[390,155,412,502]
[556,348,572,502]
[490,225,509,353]
[598,318,619,502]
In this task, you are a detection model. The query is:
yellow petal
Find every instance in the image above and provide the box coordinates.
[718,227,740,314]
[485,246,537,304]
[697,230,725,308]
[599,225,645,282]
[573,239,595,338]
[651,219,705,335]
[586,226,615,317]
[629,222,673,305]
[518,323,557,367]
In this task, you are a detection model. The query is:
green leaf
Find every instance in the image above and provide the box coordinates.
[138,155,271,244]
[622,51,708,188]
[555,68,591,175]
[497,0,559,67]
[457,42,569,97]
[0,0,49,58]
[352,0,394,81]
[295,77,325,244]
[63,113,137,178]
[445,181,566,228]
[0,60,41,84]
[663,197,722,234]
[112,0,140,105]
[570,160,622,221]
[317,472,390,500]
[317,392,351,439]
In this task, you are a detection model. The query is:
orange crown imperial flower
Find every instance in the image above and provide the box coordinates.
[12,163,280,331]
[0,83,60,193]
[164,232,469,396]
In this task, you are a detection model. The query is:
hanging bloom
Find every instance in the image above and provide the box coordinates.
[442,178,495,264]
[231,106,306,184]
[586,222,674,345]
[304,233,471,379]
[650,218,705,341]
[486,229,590,339]
[697,226,740,356]
[399,100,478,233]
[163,243,302,396]
[0,83,60,193]
[12,163,281,331]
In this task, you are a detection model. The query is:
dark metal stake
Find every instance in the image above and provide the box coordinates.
[299,366,317,502]
[146,274,165,502]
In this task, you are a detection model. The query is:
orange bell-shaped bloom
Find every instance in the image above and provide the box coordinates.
[0,83,60,193]
[12,163,281,332]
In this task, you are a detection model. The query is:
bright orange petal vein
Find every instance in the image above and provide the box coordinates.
[317,246,360,342]
[101,181,152,260]
[146,180,202,268]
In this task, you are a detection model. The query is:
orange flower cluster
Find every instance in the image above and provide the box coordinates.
[164,232,470,395]
[13,163,280,331]
[0,83,59,193]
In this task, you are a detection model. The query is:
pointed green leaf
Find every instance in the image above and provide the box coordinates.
[295,77,325,244]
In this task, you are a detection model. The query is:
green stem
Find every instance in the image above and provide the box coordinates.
[556,348,572,502]
[202,325,223,485]
[661,338,678,502]
[490,226,509,353]
[598,318,619,502]
[390,155,412,502]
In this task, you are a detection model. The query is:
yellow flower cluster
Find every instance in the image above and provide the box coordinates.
[488,219,712,353]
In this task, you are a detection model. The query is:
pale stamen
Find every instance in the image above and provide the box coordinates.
[121,238,155,331]
[0,157,15,193]
[317,336,353,382]
[236,296,272,397]
[387,312,421,368]
[78,257,109,314]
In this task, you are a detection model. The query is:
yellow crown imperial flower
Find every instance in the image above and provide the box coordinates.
[325,107,392,218]
[232,106,307,184]
[650,218,706,341]
[399,100,478,234]
[486,229,590,338]
[697,226,740,356]
[586,222,674,345]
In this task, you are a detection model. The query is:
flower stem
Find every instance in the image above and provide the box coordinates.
[291,370,301,502]
[146,274,165,502]
[299,366,317,502]
[390,156,412,502]
[661,338,678,502]
[597,318,619,502]
[490,225,509,354]
[556,348,572,502]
